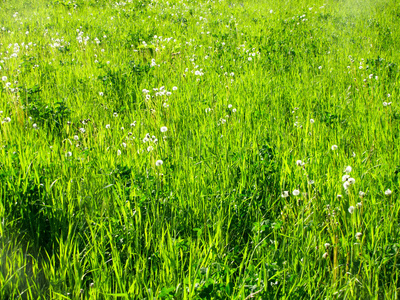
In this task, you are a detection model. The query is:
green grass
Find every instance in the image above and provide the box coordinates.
[0,0,400,298]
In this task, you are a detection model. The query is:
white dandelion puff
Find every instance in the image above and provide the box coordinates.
[156,160,163,166]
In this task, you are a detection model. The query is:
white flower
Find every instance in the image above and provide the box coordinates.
[355,232,362,240]
[324,243,330,249]
[32,123,38,129]
[310,119,315,124]
[232,108,237,113]
[228,104,233,109]
[344,166,352,173]
[383,102,388,107]
[66,151,72,157]
[147,146,153,152]
[113,112,118,117]
[99,92,104,96]
[318,66,322,70]
[74,135,79,141]
[117,149,121,156]
[160,126,168,133]
[79,128,85,133]
[105,124,110,129]
[248,57,252,61]
[343,181,351,190]
[337,194,342,199]
[172,86,178,91]
[357,202,362,208]
[281,191,289,198]
[1,76,7,81]
[331,145,338,151]
[385,189,392,196]
[348,206,355,214]
[348,178,356,184]
[359,191,365,197]
[322,252,328,259]
[130,122,136,127]
[296,160,303,166]
[156,160,163,166]
[342,175,350,182]
[121,142,126,148]
[292,189,300,196]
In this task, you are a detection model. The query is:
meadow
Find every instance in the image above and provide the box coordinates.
[1,0,400,298]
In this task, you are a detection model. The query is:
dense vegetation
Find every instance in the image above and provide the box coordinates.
[1,0,400,298]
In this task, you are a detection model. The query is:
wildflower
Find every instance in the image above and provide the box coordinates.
[248,57,252,61]
[147,146,153,152]
[337,194,342,199]
[355,232,362,240]
[172,86,177,91]
[99,92,104,96]
[324,243,330,249]
[310,119,315,124]
[359,191,365,198]
[357,202,362,208]
[292,189,300,196]
[344,166,352,173]
[117,149,121,156]
[348,178,356,184]
[228,104,233,109]
[113,112,118,117]
[281,191,289,198]
[160,126,168,133]
[66,151,72,157]
[383,102,388,107]
[130,122,136,127]
[348,206,355,214]
[385,189,392,196]
[79,128,85,133]
[106,124,110,129]
[1,76,7,81]
[74,135,79,141]
[331,145,338,150]
[343,181,351,190]
[156,160,163,166]
[342,175,350,182]
[232,108,237,113]
[296,160,303,166]
[32,123,38,129]
[318,66,322,70]
[322,252,328,259]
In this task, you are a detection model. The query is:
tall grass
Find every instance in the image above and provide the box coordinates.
[0,0,399,298]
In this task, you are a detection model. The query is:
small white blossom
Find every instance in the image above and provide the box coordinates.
[331,145,338,151]
[117,149,121,156]
[348,206,355,214]
[324,243,330,249]
[322,252,328,259]
[292,189,300,196]
[105,124,110,129]
[74,135,79,141]
[156,160,163,166]
[79,128,85,133]
[281,191,289,198]
[310,119,315,124]
[344,166,352,173]
[66,151,72,157]
[355,232,362,240]
[342,175,350,182]
[385,189,392,196]
[160,126,168,133]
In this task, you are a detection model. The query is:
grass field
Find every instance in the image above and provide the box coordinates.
[1,0,400,298]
